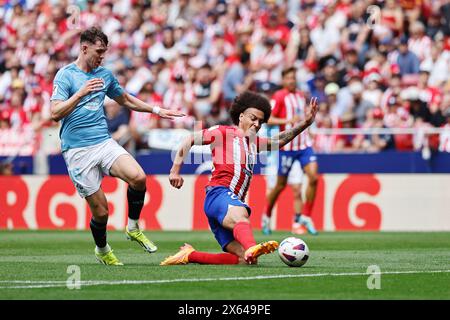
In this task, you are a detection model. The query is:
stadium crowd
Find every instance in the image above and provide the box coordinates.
[0,0,450,157]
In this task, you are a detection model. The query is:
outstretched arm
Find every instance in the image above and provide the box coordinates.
[265,97,318,151]
[113,92,185,120]
[169,131,204,189]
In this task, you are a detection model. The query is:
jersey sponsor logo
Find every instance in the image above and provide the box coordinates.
[83,97,102,111]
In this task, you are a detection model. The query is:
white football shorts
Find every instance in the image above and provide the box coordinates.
[62,138,129,198]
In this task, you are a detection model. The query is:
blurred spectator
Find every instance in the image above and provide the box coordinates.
[402,87,432,123]
[349,78,375,127]
[381,0,404,36]
[321,56,345,86]
[362,73,383,108]
[408,21,432,62]
[426,13,444,40]
[353,108,395,152]
[325,82,353,120]
[0,161,13,175]
[149,26,179,64]
[308,73,327,104]
[381,74,403,111]
[341,0,371,62]
[251,35,284,92]
[192,63,221,123]
[285,26,316,67]
[310,12,340,59]
[222,49,252,106]
[314,113,338,153]
[420,44,450,87]
[129,81,162,151]
[334,111,358,152]
[162,74,195,129]
[395,36,421,76]
[104,98,132,152]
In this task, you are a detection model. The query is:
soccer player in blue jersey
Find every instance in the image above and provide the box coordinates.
[50,27,184,265]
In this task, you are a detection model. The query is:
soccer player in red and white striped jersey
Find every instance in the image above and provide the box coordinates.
[262,67,319,236]
[161,91,318,266]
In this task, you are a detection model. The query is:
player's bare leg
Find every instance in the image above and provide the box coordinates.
[300,162,319,235]
[290,183,306,235]
[262,175,288,234]
[110,154,157,253]
[86,189,123,265]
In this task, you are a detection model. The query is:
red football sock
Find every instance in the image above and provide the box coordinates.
[263,205,273,218]
[303,201,313,217]
[188,251,239,265]
[233,221,257,251]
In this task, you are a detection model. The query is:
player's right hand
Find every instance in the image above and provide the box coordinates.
[169,173,184,189]
[76,78,104,98]
[304,97,318,126]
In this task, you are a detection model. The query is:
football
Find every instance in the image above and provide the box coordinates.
[278,237,310,267]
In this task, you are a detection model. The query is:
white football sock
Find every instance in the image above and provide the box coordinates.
[127,218,139,231]
[95,243,111,254]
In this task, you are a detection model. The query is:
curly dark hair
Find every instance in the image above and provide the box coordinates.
[80,27,108,46]
[229,91,272,125]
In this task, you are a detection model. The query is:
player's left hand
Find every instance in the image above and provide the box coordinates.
[158,109,186,120]
[304,97,318,126]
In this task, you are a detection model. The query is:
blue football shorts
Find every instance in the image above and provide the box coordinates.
[277,147,317,176]
[204,186,251,251]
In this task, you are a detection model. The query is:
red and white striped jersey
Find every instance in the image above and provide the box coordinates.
[202,125,268,201]
[271,88,312,151]
[408,36,432,61]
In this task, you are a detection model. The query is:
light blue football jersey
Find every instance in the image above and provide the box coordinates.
[50,63,124,151]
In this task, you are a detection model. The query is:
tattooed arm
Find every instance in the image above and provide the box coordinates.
[265,97,318,151]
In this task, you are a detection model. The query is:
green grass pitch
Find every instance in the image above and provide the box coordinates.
[0,230,449,300]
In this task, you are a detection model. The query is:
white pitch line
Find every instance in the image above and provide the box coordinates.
[1,269,449,289]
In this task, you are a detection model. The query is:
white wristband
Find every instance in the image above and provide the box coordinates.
[152,106,161,115]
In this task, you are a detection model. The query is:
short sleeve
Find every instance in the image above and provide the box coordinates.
[271,92,284,117]
[106,72,124,99]
[201,125,223,145]
[51,69,71,101]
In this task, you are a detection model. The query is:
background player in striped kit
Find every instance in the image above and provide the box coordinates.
[161,90,318,266]
[261,67,320,235]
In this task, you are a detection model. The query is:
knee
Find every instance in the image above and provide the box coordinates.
[90,203,109,222]
[308,174,319,186]
[224,209,250,229]
[233,216,250,225]
[94,213,108,224]
[130,171,147,190]
[291,187,302,199]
